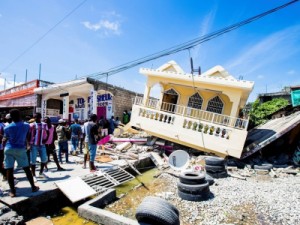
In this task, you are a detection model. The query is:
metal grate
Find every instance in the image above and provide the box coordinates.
[81,167,135,195]
[206,96,223,114]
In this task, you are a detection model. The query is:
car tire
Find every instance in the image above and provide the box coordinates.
[254,163,273,170]
[206,170,228,179]
[179,171,206,185]
[177,181,209,194]
[177,189,210,202]
[205,174,214,185]
[141,196,179,216]
[136,201,180,225]
[205,156,225,166]
[205,164,226,172]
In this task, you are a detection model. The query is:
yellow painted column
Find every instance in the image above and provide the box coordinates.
[142,84,151,105]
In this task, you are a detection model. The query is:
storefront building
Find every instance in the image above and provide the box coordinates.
[0,80,53,118]
[34,77,139,122]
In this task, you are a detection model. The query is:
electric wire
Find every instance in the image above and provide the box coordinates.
[1,0,88,72]
[82,0,299,81]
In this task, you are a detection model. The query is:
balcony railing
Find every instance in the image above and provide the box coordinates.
[133,96,248,130]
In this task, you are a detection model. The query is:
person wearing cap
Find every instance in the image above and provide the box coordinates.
[28,113,49,181]
[56,119,69,163]
[2,109,39,197]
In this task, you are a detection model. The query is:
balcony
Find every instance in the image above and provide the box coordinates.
[131,96,249,158]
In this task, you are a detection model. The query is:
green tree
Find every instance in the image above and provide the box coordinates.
[249,98,289,126]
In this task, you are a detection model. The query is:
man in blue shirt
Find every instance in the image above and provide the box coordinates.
[2,109,39,197]
[69,119,82,155]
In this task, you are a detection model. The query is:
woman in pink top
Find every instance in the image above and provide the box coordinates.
[44,117,64,171]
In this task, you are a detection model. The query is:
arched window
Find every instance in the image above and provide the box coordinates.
[164,88,178,95]
[188,93,203,109]
[207,96,223,114]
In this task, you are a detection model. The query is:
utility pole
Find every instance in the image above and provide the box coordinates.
[25,69,28,83]
[14,74,16,87]
[4,78,6,90]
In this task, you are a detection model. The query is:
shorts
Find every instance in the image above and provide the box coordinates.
[45,144,56,155]
[89,144,97,162]
[84,142,89,155]
[30,145,48,165]
[4,148,29,169]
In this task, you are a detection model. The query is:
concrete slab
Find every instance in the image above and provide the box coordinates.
[0,154,95,206]
[56,177,96,203]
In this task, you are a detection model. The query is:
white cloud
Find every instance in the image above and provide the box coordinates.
[287,70,296,75]
[193,8,217,62]
[0,78,23,89]
[257,75,264,79]
[81,20,121,35]
[226,25,300,73]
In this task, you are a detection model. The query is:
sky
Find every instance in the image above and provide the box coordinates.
[0,0,300,102]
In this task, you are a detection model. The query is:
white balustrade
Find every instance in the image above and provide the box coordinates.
[133,96,248,130]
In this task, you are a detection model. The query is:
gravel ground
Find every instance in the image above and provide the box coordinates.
[108,170,300,225]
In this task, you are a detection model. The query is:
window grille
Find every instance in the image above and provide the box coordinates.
[188,93,203,109]
[164,89,178,95]
[207,96,223,114]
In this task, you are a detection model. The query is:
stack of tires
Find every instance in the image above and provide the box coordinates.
[135,196,180,225]
[177,171,210,202]
[205,156,228,178]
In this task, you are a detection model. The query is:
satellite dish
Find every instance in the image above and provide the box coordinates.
[168,150,190,171]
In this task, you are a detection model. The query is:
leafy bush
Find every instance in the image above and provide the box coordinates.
[249,98,289,126]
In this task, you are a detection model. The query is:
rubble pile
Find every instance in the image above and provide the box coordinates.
[0,204,24,225]
[151,166,300,225]
[106,148,300,225]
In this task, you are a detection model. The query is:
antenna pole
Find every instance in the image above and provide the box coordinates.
[190,57,194,74]
[14,74,16,87]
[25,69,28,83]
[39,63,41,80]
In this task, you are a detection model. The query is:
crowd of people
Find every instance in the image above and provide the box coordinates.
[0,109,131,198]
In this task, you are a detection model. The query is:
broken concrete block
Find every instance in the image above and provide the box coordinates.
[115,142,132,151]
[150,152,165,167]
[269,169,277,178]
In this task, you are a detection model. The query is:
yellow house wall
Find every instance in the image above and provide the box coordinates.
[157,82,234,116]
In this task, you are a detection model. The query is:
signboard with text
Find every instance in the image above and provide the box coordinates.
[291,90,300,107]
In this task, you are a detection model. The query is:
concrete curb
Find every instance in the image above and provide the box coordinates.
[78,189,139,225]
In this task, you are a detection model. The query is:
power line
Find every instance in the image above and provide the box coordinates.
[83,0,299,81]
[1,0,88,72]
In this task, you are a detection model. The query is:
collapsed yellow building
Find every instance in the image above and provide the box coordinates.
[130,61,254,158]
